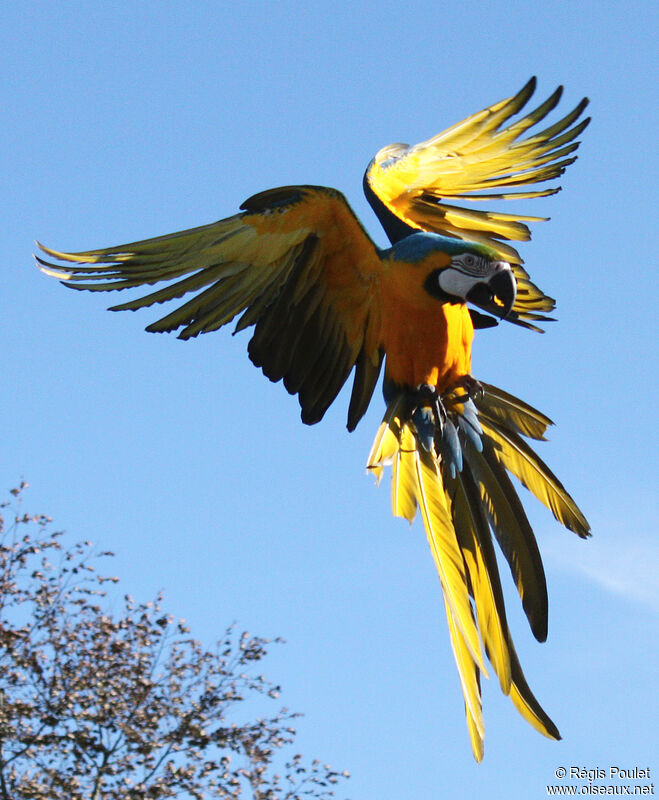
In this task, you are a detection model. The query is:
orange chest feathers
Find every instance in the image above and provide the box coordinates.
[379,263,474,392]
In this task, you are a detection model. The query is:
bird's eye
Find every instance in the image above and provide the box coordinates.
[453,252,489,276]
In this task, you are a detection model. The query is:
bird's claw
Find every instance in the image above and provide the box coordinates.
[452,375,484,401]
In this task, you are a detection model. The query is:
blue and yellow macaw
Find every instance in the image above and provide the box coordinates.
[38,77,590,760]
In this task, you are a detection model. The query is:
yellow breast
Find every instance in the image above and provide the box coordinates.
[379,262,474,391]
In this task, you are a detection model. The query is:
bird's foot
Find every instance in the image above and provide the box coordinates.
[451,374,484,401]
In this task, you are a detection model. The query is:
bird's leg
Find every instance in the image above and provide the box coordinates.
[413,383,447,427]
[408,383,446,451]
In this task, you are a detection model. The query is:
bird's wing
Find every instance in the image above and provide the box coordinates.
[364,77,589,323]
[37,185,384,430]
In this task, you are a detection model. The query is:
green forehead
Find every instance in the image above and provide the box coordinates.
[384,232,498,264]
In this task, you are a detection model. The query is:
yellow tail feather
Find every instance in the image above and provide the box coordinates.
[366,381,582,758]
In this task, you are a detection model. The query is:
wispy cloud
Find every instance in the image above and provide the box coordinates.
[542,522,659,614]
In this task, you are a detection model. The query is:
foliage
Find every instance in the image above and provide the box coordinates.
[0,483,349,799]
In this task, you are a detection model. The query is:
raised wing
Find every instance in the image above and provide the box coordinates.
[37,185,384,430]
[364,77,590,326]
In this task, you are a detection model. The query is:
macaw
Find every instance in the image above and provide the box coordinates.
[37,77,590,761]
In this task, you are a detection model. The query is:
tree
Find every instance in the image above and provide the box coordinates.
[0,484,349,799]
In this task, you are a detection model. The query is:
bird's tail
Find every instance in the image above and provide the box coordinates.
[366,382,589,761]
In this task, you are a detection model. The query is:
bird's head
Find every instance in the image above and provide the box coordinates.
[389,233,517,319]
[428,248,517,320]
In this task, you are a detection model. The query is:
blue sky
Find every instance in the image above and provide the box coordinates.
[3,1,658,797]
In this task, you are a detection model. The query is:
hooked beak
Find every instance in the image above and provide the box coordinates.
[466,263,516,320]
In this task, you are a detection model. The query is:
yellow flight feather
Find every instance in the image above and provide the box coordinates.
[507,637,561,740]
[366,393,406,483]
[447,473,511,694]
[481,419,590,537]
[476,383,552,441]
[463,438,548,642]
[367,404,485,672]
[443,596,485,761]
[391,422,419,523]
[413,441,485,671]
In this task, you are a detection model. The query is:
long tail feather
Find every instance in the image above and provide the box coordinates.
[443,596,485,761]
[466,438,549,642]
[478,414,590,537]
[447,467,511,693]
[367,381,588,758]
[414,445,486,672]
[507,635,561,740]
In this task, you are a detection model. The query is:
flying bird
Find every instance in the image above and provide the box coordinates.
[37,77,591,761]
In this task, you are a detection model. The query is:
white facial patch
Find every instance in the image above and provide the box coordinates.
[438,267,483,299]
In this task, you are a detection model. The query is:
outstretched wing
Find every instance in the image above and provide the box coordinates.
[37,185,384,430]
[364,77,590,324]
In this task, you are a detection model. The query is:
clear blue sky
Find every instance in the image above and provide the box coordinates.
[3,1,657,797]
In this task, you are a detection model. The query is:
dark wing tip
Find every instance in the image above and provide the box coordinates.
[240,186,307,213]
[571,522,592,540]
[533,618,548,644]
[300,406,327,426]
[578,96,591,113]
